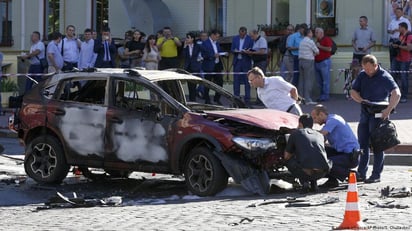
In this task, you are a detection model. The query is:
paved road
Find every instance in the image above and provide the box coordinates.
[0,154,410,230]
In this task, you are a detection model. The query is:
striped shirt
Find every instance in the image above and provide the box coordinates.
[298,37,319,60]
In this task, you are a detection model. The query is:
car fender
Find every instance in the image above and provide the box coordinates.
[172,132,223,173]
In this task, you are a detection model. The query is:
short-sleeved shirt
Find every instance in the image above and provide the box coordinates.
[315,36,332,62]
[298,37,318,60]
[388,16,411,40]
[126,40,145,57]
[396,32,412,62]
[60,37,80,63]
[156,37,179,58]
[322,114,360,153]
[47,41,64,69]
[287,32,304,56]
[352,27,376,55]
[257,76,296,111]
[285,128,330,170]
[29,41,46,65]
[252,36,268,54]
[351,66,398,102]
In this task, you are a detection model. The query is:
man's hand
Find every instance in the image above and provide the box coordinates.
[284,151,293,161]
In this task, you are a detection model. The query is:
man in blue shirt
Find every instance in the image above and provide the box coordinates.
[311,104,360,188]
[286,23,306,87]
[350,54,400,184]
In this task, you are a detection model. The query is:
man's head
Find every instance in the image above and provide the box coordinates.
[249,29,260,40]
[399,22,408,33]
[199,31,208,41]
[209,29,221,41]
[239,26,247,38]
[31,31,41,43]
[50,31,62,43]
[102,27,111,40]
[310,104,329,125]
[361,54,379,77]
[359,16,368,28]
[298,23,308,35]
[247,67,265,88]
[315,27,324,39]
[83,28,92,41]
[66,25,76,38]
[298,114,313,129]
[286,24,295,35]
[163,26,172,39]
[395,7,404,19]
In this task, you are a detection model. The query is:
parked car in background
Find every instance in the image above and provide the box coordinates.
[9,68,298,196]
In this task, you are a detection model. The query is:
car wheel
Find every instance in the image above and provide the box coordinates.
[24,135,70,184]
[184,147,228,196]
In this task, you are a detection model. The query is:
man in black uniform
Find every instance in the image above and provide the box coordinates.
[284,114,332,193]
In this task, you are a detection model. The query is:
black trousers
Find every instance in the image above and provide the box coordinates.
[204,62,223,103]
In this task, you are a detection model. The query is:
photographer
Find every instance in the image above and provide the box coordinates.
[390,22,412,103]
[93,27,117,68]
[156,26,182,70]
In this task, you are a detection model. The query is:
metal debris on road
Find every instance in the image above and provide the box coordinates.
[380,186,411,198]
[368,200,410,209]
[285,196,339,207]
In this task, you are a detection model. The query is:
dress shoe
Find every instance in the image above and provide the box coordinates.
[310,180,319,192]
[364,177,380,184]
[319,178,339,188]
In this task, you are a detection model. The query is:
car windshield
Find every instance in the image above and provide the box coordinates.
[155,79,245,111]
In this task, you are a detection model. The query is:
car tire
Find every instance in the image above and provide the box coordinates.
[24,135,70,184]
[184,147,228,196]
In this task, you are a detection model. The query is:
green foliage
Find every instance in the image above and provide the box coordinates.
[1,78,18,92]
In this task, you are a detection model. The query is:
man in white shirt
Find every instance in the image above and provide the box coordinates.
[387,7,410,66]
[60,25,81,71]
[247,66,302,115]
[20,31,46,92]
[78,28,97,69]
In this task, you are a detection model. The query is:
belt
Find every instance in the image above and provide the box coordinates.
[286,104,295,113]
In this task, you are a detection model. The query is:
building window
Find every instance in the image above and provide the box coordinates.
[204,0,223,33]
[45,0,60,40]
[95,0,109,34]
[0,0,13,47]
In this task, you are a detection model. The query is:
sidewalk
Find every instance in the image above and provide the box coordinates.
[1,94,412,153]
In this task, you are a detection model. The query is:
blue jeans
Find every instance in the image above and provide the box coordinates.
[291,55,299,87]
[315,58,331,100]
[357,108,384,179]
[25,64,44,93]
[391,59,410,99]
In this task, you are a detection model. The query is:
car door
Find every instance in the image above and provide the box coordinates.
[105,78,179,169]
[48,77,108,165]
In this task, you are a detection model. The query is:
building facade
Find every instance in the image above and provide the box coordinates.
[0,0,396,94]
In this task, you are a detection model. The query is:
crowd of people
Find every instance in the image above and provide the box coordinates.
[13,18,404,193]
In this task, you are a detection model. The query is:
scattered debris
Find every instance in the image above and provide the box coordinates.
[247,197,306,207]
[285,196,339,207]
[368,200,409,209]
[380,186,411,198]
[228,217,255,226]
[35,192,123,210]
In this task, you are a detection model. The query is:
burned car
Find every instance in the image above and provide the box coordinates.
[10,69,298,196]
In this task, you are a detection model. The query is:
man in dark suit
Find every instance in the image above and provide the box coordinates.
[202,29,225,105]
[94,27,117,68]
[231,26,254,104]
[183,32,203,101]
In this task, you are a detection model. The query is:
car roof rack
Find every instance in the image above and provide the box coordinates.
[168,68,191,75]
[124,69,142,77]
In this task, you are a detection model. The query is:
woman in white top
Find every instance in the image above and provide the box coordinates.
[298,28,319,104]
[142,35,161,70]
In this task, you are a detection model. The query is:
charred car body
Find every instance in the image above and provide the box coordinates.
[10,69,298,196]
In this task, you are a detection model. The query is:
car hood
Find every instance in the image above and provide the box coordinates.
[204,109,298,130]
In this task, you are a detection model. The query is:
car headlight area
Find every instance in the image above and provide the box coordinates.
[232,137,277,151]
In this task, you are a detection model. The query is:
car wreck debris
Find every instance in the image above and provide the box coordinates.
[36,192,122,210]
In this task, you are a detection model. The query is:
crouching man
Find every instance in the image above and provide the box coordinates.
[284,114,332,193]
[311,104,361,188]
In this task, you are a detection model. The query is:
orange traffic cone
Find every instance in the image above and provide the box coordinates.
[334,172,367,230]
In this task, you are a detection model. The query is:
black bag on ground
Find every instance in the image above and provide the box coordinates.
[8,95,23,108]
[370,120,400,152]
